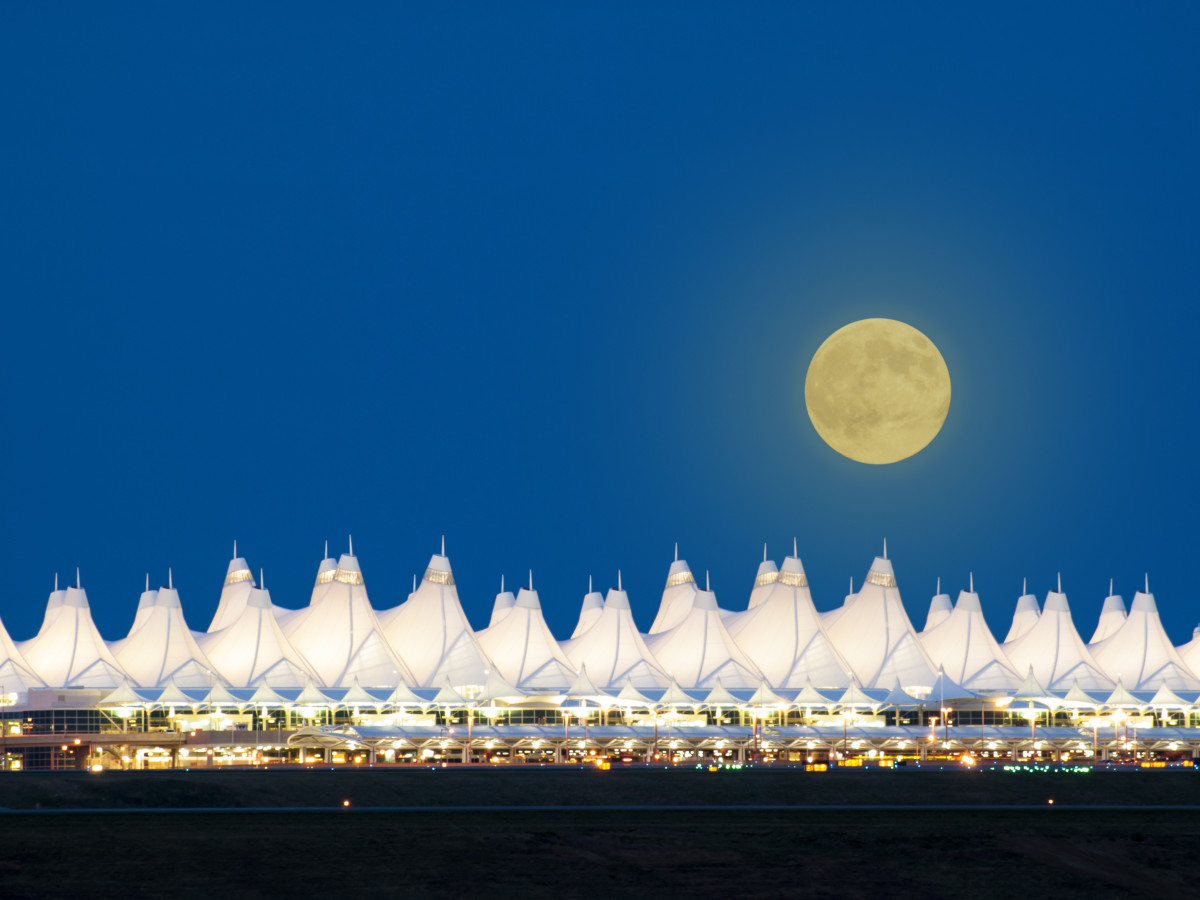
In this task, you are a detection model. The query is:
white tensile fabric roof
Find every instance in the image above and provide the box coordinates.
[745,547,779,612]
[128,578,158,637]
[476,584,576,690]
[0,614,44,693]
[726,554,852,690]
[1090,587,1200,691]
[649,552,699,634]
[384,553,491,689]
[824,555,938,692]
[35,582,67,641]
[110,584,223,689]
[489,578,517,628]
[284,553,415,687]
[1180,626,1200,675]
[207,554,257,633]
[923,580,952,633]
[20,584,128,689]
[199,585,319,688]
[920,581,1021,692]
[1004,586,1040,643]
[559,584,671,690]
[1089,583,1127,644]
[569,579,605,638]
[645,581,762,689]
[1003,585,1113,692]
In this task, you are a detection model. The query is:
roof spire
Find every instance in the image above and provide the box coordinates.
[674,542,678,562]
[441,534,445,556]
[1109,578,1114,596]
[348,534,353,556]
[618,570,623,591]
[233,539,237,559]
[260,568,264,590]
[1145,572,1149,593]
[528,569,533,591]
[883,538,888,559]
[763,543,768,562]
[969,572,974,593]
[705,570,710,591]
[54,573,58,591]
[145,573,149,591]
[588,575,592,593]
[324,540,328,560]
[1023,577,1027,595]
[413,574,417,592]
[1057,572,1062,592]
[76,567,80,589]
[793,537,798,558]
[936,577,941,595]
[168,568,173,589]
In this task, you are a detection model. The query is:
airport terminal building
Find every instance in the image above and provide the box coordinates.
[2,544,1198,770]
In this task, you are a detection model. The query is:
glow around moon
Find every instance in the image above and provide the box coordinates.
[805,318,950,465]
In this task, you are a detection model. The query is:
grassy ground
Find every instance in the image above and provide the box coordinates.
[0,769,1197,898]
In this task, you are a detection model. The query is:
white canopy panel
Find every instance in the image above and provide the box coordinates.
[476,585,576,690]
[284,553,415,688]
[1090,589,1200,691]
[920,584,1021,692]
[110,585,223,689]
[824,555,938,692]
[649,556,699,635]
[200,586,319,688]
[645,585,762,689]
[560,586,671,690]
[384,553,492,689]
[726,554,852,690]
[20,585,128,689]
[1003,587,1113,692]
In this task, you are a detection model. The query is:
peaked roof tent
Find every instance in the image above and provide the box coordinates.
[649,547,699,634]
[110,583,226,689]
[1004,584,1113,692]
[1090,586,1200,691]
[384,551,492,689]
[283,552,416,688]
[726,552,853,690]
[33,578,68,641]
[19,584,129,689]
[1004,581,1040,643]
[476,583,577,690]
[745,544,779,612]
[489,576,518,628]
[920,583,1021,692]
[199,584,320,688]
[1089,581,1127,644]
[824,553,938,692]
[208,547,258,633]
[127,576,158,637]
[559,584,672,690]
[569,577,605,638]
[644,580,763,689]
[923,579,953,633]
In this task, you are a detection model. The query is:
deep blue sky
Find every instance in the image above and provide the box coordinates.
[2,5,1197,645]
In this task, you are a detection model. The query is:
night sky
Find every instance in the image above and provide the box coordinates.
[2,6,1197,646]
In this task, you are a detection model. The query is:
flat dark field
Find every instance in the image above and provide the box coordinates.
[1,768,1197,899]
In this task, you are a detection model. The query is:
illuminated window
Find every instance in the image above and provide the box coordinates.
[665,571,695,588]
[423,568,455,586]
[334,569,364,585]
[865,570,896,587]
[777,571,808,587]
[754,571,780,587]
[315,570,335,585]
[224,568,253,586]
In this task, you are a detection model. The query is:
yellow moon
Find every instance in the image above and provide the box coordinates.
[805,318,950,465]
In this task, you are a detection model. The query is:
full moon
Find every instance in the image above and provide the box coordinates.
[805,318,950,465]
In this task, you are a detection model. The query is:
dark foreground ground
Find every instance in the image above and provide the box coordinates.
[1,767,1197,899]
